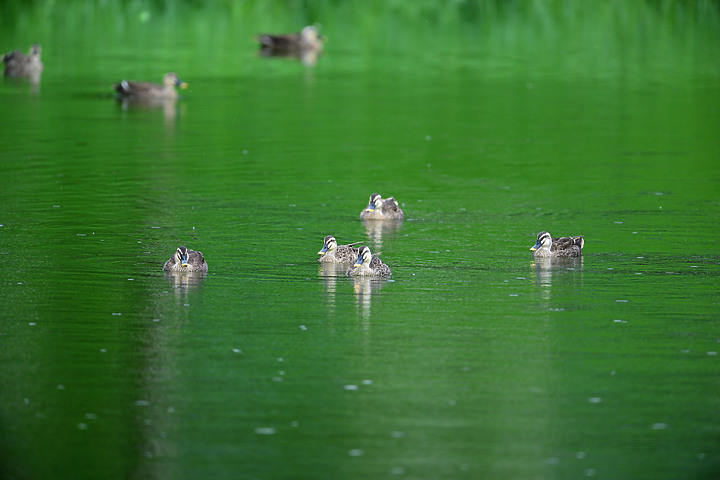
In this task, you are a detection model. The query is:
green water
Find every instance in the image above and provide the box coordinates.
[1,2,719,479]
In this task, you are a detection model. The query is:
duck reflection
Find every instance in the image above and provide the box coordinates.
[319,262,347,313]
[350,276,388,321]
[116,97,182,127]
[362,219,402,251]
[260,47,322,67]
[163,271,206,298]
[531,257,583,300]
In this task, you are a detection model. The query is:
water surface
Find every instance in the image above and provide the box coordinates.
[1,2,719,479]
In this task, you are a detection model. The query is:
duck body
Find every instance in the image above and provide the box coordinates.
[257,26,324,54]
[318,235,360,263]
[2,44,43,78]
[163,246,208,272]
[346,246,391,277]
[114,72,187,100]
[530,231,584,258]
[360,193,404,220]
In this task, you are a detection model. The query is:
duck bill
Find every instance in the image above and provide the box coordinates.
[180,253,189,266]
[318,245,328,255]
[364,203,376,213]
[530,241,541,252]
[178,81,188,89]
[353,259,363,268]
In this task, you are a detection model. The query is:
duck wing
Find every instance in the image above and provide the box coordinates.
[187,249,206,266]
[337,244,360,262]
[257,33,302,50]
[550,236,583,257]
[382,197,403,215]
[370,255,392,276]
[114,80,161,96]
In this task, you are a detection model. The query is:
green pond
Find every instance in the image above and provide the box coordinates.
[1,1,719,479]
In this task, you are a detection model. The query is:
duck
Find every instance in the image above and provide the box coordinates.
[2,44,43,78]
[360,193,404,220]
[318,235,361,263]
[114,72,187,100]
[346,246,391,277]
[163,246,208,272]
[530,231,584,258]
[257,26,324,54]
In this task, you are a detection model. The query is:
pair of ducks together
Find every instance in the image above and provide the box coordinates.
[112,26,323,100]
[1,43,186,99]
[1,43,187,98]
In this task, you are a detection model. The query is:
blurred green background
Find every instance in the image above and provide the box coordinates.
[1,1,719,479]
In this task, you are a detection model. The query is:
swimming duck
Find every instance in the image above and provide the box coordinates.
[2,44,43,78]
[163,246,208,272]
[530,231,584,258]
[360,193,404,220]
[346,246,391,277]
[318,235,361,263]
[114,72,187,100]
[257,26,324,54]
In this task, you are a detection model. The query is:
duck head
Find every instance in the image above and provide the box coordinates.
[365,193,382,213]
[301,26,319,42]
[318,235,337,256]
[164,72,188,90]
[353,245,372,267]
[530,231,552,252]
[175,246,190,267]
